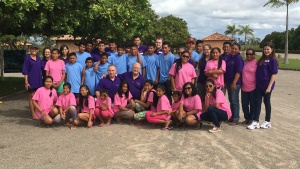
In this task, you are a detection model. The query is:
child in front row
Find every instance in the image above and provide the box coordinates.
[145,84,172,130]
[113,81,135,125]
[56,83,77,126]
[170,91,182,125]
[71,85,95,129]
[95,89,114,127]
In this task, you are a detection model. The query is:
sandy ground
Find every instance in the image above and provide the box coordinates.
[0,69,300,169]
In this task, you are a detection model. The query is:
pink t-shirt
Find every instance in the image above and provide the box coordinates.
[156,95,172,120]
[171,101,181,111]
[242,60,257,92]
[56,92,76,110]
[77,96,95,114]
[146,90,156,112]
[44,59,65,83]
[169,63,197,91]
[204,60,226,88]
[113,92,133,112]
[32,87,58,116]
[96,96,113,112]
[180,95,202,119]
[207,89,232,120]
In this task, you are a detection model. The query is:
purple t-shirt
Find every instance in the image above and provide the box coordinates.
[91,52,110,62]
[154,48,163,55]
[118,72,145,100]
[95,76,121,102]
[138,45,148,55]
[256,57,278,91]
[221,53,231,61]
[22,55,43,89]
[224,53,244,85]
[40,58,48,80]
[62,58,68,65]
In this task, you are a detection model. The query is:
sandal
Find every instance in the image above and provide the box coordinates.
[161,127,173,130]
[229,120,239,126]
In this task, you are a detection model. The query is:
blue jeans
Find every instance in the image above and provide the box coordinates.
[226,83,241,121]
[254,89,272,122]
[200,106,228,127]
[241,90,256,121]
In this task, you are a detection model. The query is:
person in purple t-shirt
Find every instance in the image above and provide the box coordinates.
[59,45,69,65]
[118,62,145,100]
[41,47,51,82]
[22,44,43,120]
[247,43,278,130]
[154,37,163,55]
[224,43,244,125]
[133,35,147,55]
[95,65,121,102]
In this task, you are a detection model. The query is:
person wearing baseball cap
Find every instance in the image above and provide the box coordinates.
[186,38,200,69]
[30,44,39,49]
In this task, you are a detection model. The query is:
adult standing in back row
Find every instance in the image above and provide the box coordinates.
[155,42,175,102]
[133,35,148,55]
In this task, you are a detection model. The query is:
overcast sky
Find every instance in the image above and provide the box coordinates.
[149,0,300,41]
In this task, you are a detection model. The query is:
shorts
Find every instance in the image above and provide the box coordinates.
[27,87,38,93]
[56,81,64,93]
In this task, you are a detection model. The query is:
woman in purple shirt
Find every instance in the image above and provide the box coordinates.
[60,45,69,64]
[41,47,51,82]
[22,44,43,120]
[247,43,278,130]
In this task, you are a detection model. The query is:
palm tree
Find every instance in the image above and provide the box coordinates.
[238,24,254,50]
[264,0,299,64]
[224,24,240,39]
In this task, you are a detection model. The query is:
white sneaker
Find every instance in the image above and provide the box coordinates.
[260,121,271,129]
[247,121,260,130]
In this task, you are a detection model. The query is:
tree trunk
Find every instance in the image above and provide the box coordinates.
[284,4,289,64]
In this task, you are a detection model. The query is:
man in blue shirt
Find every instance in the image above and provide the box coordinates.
[76,42,91,67]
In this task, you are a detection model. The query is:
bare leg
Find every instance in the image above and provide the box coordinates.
[29,92,38,119]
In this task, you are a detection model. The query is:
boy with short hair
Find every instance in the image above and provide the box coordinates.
[95,53,110,86]
[108,45,128,74]
[144,43,159,82]
[65,52,83,98]
[76,42,91,67]
[127,44,147,75]
[81,57,96,96]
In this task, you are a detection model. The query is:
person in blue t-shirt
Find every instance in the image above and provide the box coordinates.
[144,43,159,82]
[76,42,91,67]
[108,40,118,56]
[127,44,147,75]
[95,53,110,86]
[108,45,128,74]
[156,41,175,102]
[65,52,83,98]
[81,57,96,96]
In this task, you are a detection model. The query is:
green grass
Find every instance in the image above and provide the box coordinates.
[0,77,25,97]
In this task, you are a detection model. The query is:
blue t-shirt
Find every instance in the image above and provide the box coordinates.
[193,51,201,63]
[65,62,83,94]
[95,62,110,86]
[127,55,147,74]
[108,54,128,74]
[144,54,159,82]
[157,53,175,83]
[76,52,91,67]
[84,67,96,96]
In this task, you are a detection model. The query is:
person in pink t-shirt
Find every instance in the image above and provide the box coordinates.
[241,49,257,125]
[113,81,135,125]
[169,51,197,91]
[95,89,114,127]
[200,79,232,132]
[204,47,226,90]
[170,91,181,124]
[45,49,66,95]
[32,76,59,125]
[71,85,95,129]
[134,80,156,122]
[145,84,173,130]
[56,83,77,126]
[175,82,202,128]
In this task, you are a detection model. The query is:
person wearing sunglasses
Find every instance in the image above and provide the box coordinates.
[169,51,197,92]
[175,82,202,128]
[32,76,59,125]
[200,79,232,132]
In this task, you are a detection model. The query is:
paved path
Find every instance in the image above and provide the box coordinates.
[0,70,300,169]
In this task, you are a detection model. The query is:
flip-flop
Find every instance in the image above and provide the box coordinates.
[160,127,173,130]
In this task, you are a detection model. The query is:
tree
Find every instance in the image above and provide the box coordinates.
[238,24,254,50]
[264,0,299,64]
[224,24,240,39]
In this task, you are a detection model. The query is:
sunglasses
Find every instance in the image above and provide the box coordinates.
[205,84,213,88]
[182,55,190,58]
[184,87,192,90]
[246,53,254,55]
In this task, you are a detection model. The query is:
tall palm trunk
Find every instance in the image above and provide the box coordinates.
[284,4,289,64]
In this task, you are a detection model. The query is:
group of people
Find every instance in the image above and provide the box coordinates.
[22,36,278,132]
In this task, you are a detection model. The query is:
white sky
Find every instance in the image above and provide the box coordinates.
[149,0,300,41]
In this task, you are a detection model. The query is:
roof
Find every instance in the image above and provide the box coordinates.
[51,35,81,41]
[202,32,235,41]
